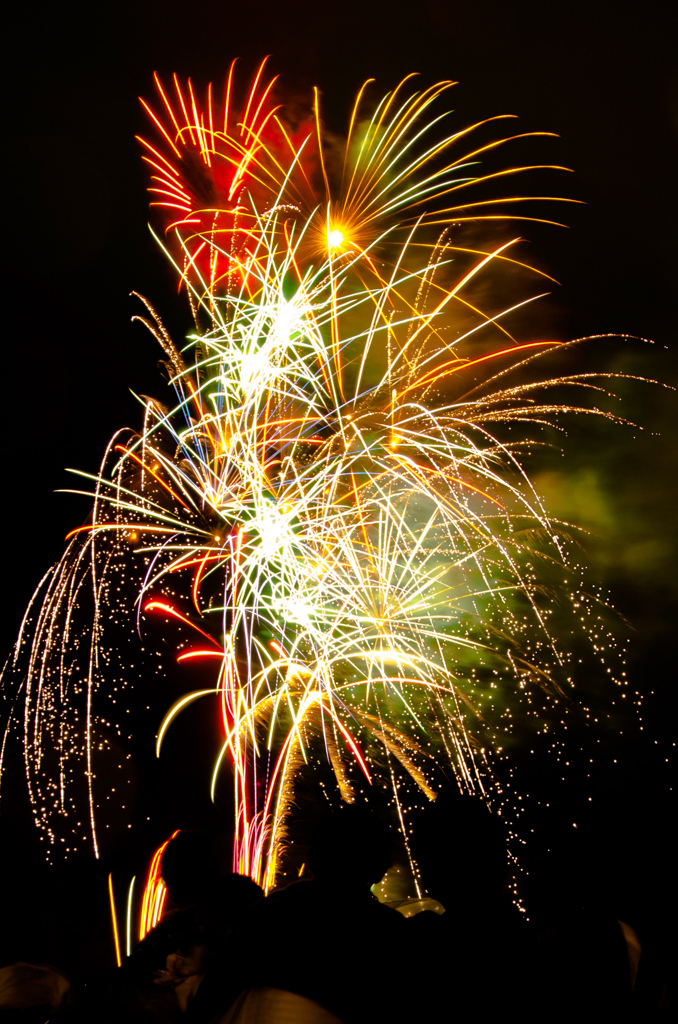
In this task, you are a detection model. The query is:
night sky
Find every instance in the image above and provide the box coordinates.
[1,0,676,974]
[3,0,675,639]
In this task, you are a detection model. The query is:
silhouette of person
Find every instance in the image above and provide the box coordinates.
[220,805,406,1024]
[407,788,536,1019]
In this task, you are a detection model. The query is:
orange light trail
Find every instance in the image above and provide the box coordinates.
[108,873,122,967]
[114,445,192,510]
[398,340,563,398]
[139,831,179,940]
[144,600,223,648]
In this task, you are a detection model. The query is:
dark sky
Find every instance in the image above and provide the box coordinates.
[2,0,675,646]
[0,0,675,943]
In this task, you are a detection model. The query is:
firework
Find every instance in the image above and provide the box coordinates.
[1,63,635,894]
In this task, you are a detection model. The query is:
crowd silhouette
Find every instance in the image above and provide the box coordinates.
[0,795,671,1022]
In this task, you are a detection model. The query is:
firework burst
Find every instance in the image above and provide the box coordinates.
[1,63,636,893]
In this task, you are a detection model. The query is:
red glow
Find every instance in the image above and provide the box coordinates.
[144,600,222,647]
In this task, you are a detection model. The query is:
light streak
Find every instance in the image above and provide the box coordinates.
[108,873,122,967]
[126,875,136,958]
[139,831,178,940]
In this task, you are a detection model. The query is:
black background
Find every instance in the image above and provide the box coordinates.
[1,0,675,977]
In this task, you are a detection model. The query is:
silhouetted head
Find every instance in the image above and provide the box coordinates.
[410,789,508,909]
[160,830,220,908]
[308,805,393,889]
[160,874,263,956]
[212,873,264,928]
[522,827,617,929]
